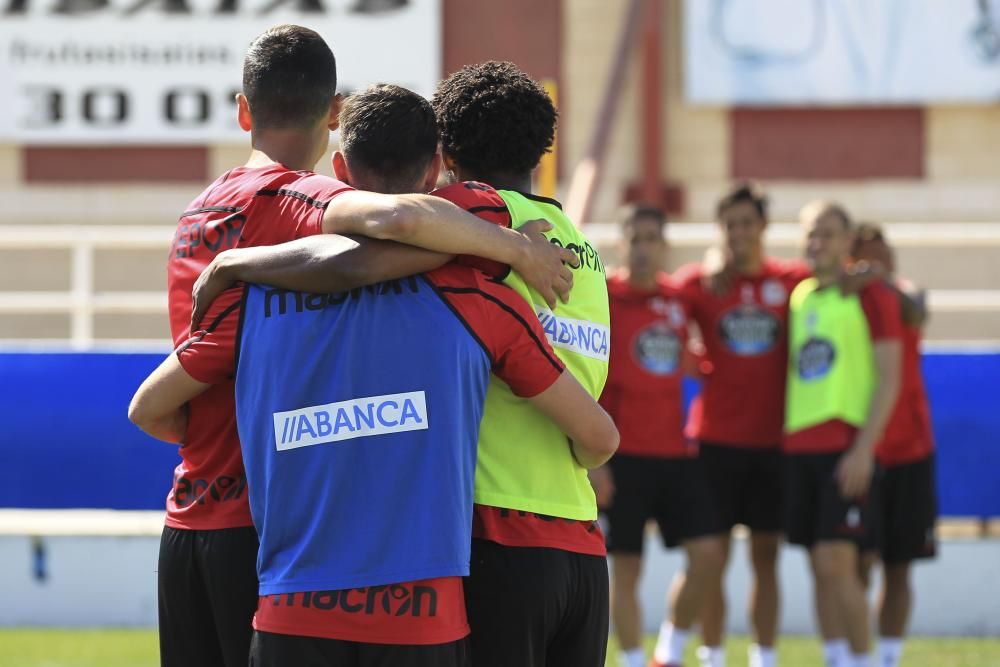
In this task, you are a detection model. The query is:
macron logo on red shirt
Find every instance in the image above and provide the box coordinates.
[273,391,428,451]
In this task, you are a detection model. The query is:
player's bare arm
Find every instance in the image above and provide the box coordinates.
[892,280,929,327]
[323,191,580,305]
[128,354,211,444]
[190,235,447,330]
[527,372,619,469]
[836,339,903,498]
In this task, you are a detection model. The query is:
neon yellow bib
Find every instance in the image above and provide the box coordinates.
[473,190,610,520]
[785,278,877,435]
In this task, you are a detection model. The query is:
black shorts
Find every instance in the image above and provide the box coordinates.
[158,525,260,667]
[872,455,938,565]
[249,630,470,667]
[783,452,880,550]
[464,539,609,667]
[605,454,725,552]
[700,442,784,532]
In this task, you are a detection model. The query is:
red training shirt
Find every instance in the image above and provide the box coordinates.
[599,270,692,458]
[876,283,935,467]
[674,258,811,448]
[165,164,352,530]
[784,281,905,454]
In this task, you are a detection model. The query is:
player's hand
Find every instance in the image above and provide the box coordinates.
[513,219,580,310]
[190,252,236,332]
[588,465,615,510]
[701,245,736,296]
[839,259,885,295]
[835,444,875,499]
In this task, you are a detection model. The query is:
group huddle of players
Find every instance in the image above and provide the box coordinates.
[131,23,618,667]
[126,22,937,667]
[598,192,936,667]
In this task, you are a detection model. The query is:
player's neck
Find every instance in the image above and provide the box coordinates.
[814,266,840,288]
[626,268,658,291]
[246,134,323,172]
[733,247,764,275]
[459,170,532,194]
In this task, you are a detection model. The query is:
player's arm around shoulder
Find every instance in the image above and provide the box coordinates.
[130,291,239,444]
[128,355,210,445]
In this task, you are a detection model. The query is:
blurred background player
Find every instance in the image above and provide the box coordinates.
[595,204,725,667]
[784,202,903,667]
[851,223,938,667]
[673,184,809,667]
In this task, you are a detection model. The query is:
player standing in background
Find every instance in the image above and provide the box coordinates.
[784,202,903,667]
[673,184,808,667]
[851,223,937,667]
[155,26,576,667]
[594,204,726,667]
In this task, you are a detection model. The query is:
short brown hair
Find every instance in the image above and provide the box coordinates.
[716,182,768,220]
[339,84,439,193]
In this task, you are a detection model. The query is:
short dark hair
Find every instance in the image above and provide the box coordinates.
[243,25,337,130]
[618,203,666,231]
[802,200,853,231]
[339,84,439,193]
[432,61,557,178]
[716,182,768,220]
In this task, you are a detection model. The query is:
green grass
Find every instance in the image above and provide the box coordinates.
[606,635,1000,667]
[1,629,998,667]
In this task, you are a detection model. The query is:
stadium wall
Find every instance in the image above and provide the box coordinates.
[1,533,998,636]
[1,350,997,515]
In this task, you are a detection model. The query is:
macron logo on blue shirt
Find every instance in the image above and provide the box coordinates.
[272,391,429,451]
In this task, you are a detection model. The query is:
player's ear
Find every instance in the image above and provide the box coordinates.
[236,93,253,132]
[327,94,343,132]
[421,151,443,193]
[441,151,459,178]
[332,151,351,183]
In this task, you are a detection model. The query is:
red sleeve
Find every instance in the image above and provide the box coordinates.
[860,282,904,341]
[239,178,353,246]
[428,265,564,398]
[176,287,241,384]
[431,181,512,278]
[669,264,704,306]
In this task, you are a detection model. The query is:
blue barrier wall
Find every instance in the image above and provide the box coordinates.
[1,351,998,516]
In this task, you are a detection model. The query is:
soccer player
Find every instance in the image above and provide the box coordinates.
[153,27,577,667]
[190,61,614,667]
[132,81,619,666]
[673,184,809,667]
[851,223,937,667]
[784,202,903,667]
[595,204,725,667]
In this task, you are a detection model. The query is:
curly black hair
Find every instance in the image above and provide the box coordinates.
[432,61,557,177]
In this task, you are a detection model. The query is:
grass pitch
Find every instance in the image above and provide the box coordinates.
[1,628,999,666]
